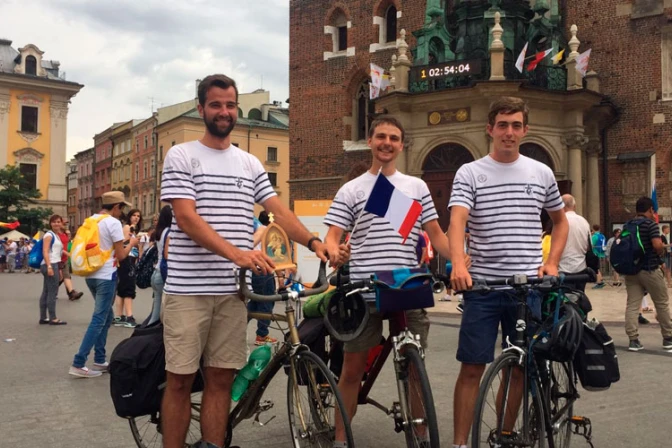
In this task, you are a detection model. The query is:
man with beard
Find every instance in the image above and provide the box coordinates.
[160,74,346,448]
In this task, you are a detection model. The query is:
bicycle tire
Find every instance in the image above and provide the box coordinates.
[472,351,546,448]
[286,350,355,448]
[129,392,203,448]
[547,361,574,448]
[397,345,440,448]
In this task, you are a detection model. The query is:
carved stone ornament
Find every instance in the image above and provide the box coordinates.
[0,100,10,116]
[585,139,602,155]
[17,132,40,145]
[561,133,589,150]
[50,105,68,120]
[13,147,44,163]
[17,94,44,105]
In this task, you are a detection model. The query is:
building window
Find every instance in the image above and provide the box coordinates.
[338,26,348,51]
[325,9,351,57]
[248,109,262,120]
[19,163,37,190]
[150,193,155,213]
[663,27,672,102]
[355,80,375,141]
[136,138,139,153]
[267,147,278,162]
[143,160,148,179]
[135,162,139,182]
[25,55,37,76]
[144,135,148,149]
[385,5,397,43]
[126,165,130,181]
[159,170,162,188]
[134,196,139,210]
[171,140,176,147]
[150,157,156,177]
[21,106,38,133]
[159,145,164,161]
[268,172,278,187]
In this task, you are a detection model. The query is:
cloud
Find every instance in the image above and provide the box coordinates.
[0,0,289,158]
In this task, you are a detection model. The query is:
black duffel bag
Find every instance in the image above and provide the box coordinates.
[573,321,620,391]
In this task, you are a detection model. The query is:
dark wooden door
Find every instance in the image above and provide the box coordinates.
[423,171,454,232]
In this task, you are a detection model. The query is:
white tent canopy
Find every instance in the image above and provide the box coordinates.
[0,229,31,241]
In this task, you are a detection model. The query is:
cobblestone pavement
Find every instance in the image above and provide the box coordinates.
[1,272,671,447]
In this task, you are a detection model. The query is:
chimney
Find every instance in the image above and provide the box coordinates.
[195,79,202,99]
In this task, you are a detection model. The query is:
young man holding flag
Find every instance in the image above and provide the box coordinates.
[324,115,456,447]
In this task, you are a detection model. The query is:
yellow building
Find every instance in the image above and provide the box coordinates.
[155,91,289,212]
[0,40,83,217]
[110,119,141,199]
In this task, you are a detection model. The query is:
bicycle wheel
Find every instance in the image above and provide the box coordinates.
[547,361,574,448]
[129,391,203,448]
[397,345,440,448]
[286,350,355,448]
[472,351,546,448]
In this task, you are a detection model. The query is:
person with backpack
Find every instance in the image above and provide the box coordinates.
[39,215,67,325]
[147,205,172,325]
[591,224,607,288]
[113,209,143,328]
[69,191,138,378]
[617,196,672,352]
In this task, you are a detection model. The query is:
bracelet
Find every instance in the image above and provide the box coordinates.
[307,236,322,252]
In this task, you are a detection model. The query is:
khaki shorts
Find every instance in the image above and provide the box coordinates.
[344,306,430,353]
[60,261,71,279]
[161,293,248,374]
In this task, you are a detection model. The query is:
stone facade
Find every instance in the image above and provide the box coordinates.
[131,116,158,226]
[74,147,94,227]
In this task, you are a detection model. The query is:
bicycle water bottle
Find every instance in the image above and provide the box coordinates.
[231,345,272,401]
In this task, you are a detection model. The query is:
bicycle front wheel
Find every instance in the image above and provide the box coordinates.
[287,350,355,448]
[397,345,440,448]
[547,361,574,448]
[472,351,546,448]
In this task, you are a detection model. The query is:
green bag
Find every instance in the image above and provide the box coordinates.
[303,289,336,318]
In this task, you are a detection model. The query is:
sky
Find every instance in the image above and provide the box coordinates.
[0,0,290,159]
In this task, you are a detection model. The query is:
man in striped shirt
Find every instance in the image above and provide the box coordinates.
[324,115,456,446]
[448,97,568,448]
[160,74,337,448]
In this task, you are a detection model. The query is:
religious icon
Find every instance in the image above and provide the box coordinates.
[261,213,296,271]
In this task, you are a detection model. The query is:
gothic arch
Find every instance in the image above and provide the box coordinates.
[325,3,351,26]
[421,143,474,172]
[373,0,400,16]
[520,135,560,172]
[412,135,481,173]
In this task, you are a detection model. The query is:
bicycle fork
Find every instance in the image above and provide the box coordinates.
[391,332,424,434]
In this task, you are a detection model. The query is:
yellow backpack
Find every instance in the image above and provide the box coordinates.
[71,215,113,276]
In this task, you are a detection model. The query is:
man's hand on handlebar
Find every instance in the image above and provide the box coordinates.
[326,242,350,269]
[312,241,330,263]
[451,263,472,292]
[538,263,559,278]
[233,249,276,275]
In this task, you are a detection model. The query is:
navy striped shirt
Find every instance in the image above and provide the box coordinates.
[448,155,564,278]
[160,141,276,295]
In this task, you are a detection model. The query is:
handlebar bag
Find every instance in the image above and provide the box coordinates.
[373,267,435,313]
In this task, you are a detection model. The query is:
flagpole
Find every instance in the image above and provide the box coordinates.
[346,167,382,245]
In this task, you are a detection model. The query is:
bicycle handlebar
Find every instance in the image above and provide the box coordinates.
[465,269,596,293]
[238,261,328,302]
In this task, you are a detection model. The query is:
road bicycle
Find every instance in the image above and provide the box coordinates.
[129,261,355,448]
[468,272,596,448]
[329,272,440,448]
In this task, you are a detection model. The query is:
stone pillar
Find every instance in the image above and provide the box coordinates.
[489,12,505,81]
[566,25,582,91]
[585,141,601,227]
[585,70,600,93]
[394,29,411,92]
[49,100,69,217]
[389,54,397,90]
[562,133,589,214]
[0,92,10,168]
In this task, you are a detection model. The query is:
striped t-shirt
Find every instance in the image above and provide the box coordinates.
[448,154,564,278]
[160,141,276,295]
[324,171,438,284]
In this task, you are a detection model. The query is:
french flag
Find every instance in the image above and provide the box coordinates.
[364,174,422,243]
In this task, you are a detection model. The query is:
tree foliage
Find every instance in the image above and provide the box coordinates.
[0,165,53,235]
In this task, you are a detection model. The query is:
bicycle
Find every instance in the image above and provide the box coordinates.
[468,272,596,448]
[128,261,356,448]
[328,271,440,448]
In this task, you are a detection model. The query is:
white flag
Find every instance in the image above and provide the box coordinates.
[369,63,384,99]
[575,48,591,77]
[515,42,528,73]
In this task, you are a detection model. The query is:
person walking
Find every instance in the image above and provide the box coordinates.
[605,228,622,286]
[159,74,333,448]
[623,196,672,352]
[591,224,607,288]
[69,191,138,378]
[148,205,172,325]
[448,97,568,448]
[113,209,142,328]
[39,215,67,325]
[57,227,84,301]
[558,194,591,291]
[6,238,17,272]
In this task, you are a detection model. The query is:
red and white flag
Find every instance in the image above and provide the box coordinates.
[575,49,591,77]
[515,42,528,73]
[527,49,553,71]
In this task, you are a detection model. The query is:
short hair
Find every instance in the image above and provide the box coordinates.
[488,97,529,127]
[259,211,270,226]
[592,224,600,231]
[368,115,405,142]
[562,195,576,209]
[636,196,654,213]
[49,214,63,225]
[198,74,239,107]
[663,225,670,231]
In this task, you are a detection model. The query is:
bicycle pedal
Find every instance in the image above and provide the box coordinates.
[570,416,591,425]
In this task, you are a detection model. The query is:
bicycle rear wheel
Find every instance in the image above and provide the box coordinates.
[472,351,546,448]
[547,361,574,448]
[287,350,354,448]
[397,345,440,448]
[129,392,203,448]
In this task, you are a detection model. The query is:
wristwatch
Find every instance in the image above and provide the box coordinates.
[307,237,322,252]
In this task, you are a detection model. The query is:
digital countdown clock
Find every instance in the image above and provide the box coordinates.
[412,59,482,80]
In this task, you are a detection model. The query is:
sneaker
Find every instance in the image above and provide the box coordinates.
[113,316,126,327]
[439,295,452,302]
[638,314,650,325]
[592,282,606,289]
[69,366,103,378]
[68,290,84,301]
[255,335,278,346]
[456,302,464,314]
[124,316,137,328]
[91,362,109,372]
[628,339,644,352]
[663,337,672,350]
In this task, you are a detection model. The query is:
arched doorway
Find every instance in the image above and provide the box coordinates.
[520,143,554,171]
[421,143,474,231]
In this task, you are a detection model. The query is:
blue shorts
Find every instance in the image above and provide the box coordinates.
[456,290,541,364]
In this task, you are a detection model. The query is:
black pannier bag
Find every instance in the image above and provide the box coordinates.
[109,322,166,418]
[573,320,620,391]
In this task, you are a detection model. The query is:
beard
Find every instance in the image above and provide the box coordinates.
[204,114,235,138]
